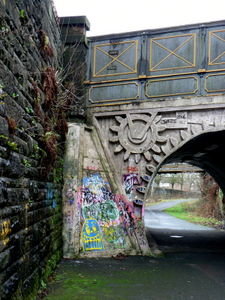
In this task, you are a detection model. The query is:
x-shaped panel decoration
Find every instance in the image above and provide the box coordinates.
[150,33,196,72]
[92,40,138,77]
[208,30,225,66]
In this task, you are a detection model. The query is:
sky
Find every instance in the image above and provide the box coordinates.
[53,0,225,36]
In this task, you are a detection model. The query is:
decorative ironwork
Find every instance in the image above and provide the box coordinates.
[93,40,138,77]
[208,30,225,66]
[149,33,196,72]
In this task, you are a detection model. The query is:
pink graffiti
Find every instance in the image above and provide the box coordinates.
[75,186,83,207]
[86,166,98,171]
[114,194,136,227]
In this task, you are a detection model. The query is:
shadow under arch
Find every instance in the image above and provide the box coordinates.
[145,129,225,198]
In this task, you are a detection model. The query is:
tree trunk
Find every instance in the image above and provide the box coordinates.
[199,173,224,219]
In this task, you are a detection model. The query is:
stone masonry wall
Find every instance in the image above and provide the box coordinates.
[0,1,63,299]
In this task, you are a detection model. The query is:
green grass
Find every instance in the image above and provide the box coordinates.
[164,200,224,228]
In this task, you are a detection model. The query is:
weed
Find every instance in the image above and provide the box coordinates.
[23,159,32,168]
[19,9,28,25]
[7,141,18,151]
[12,92,19,99]
[19,10,26,19]
[25,106,34,114]
[0,135,18,151]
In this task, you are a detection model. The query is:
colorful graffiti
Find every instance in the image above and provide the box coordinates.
[82,219,104,251]
[81,174,120,226]
[114,194,135,228]
[79,173,131,252]
[102,225,126,249]
[123,173,139,197]
[82,173,107,189]
[82,200,119,225]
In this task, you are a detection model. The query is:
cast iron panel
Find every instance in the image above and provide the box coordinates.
[207,28,225,71]
[87,21,225,105]
[89,82,140,103]
[145,76,199,98]
[150,34,196,71]
[147,31,199,77]
[204,73,225,93]
[90,39,140,81]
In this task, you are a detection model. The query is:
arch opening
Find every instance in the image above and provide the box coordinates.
[144,130,225,253]
[159,130,225,193]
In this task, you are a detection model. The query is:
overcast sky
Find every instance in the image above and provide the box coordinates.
[53,0,225,36]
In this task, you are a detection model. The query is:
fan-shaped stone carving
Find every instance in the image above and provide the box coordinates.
[109,113,168,163]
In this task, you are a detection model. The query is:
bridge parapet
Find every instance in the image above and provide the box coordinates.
[86,20,225,106]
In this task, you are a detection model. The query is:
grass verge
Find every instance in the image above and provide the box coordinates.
[164,200,224,228]
[146,199,181,207]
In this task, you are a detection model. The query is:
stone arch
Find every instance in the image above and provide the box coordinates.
[144,128,225,199]
[103,109,225,201]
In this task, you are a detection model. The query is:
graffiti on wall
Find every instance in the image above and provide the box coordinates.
[81,174,120,226]
[81,218,104,251]
[86,166,99,171]
[123,173,139,200]
[123,173,139,193]
[123,169,153,199]
[80,173,128,251]
[64,179,77,206]
[63,178,82,255]
[64,209,75,226]
[46,185,57,208]
[102,225,126,249]
[127,166,138,173]
[62,172,146,254]
[114,194,135,228]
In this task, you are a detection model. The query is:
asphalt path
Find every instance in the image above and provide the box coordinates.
[144,199,225,252]
[45,199,225,299]
[145,199,215,231]
[46,253,225,300]
[44,201,225,300]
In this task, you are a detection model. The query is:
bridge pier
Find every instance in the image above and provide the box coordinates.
[63,122,152,258]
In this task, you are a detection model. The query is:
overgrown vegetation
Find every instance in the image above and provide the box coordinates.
[152,171,225,227]
[32,31,87,178]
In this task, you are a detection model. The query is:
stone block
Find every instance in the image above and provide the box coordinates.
[0,117,8,135]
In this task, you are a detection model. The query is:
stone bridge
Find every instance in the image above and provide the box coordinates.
[63,19,225,258]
